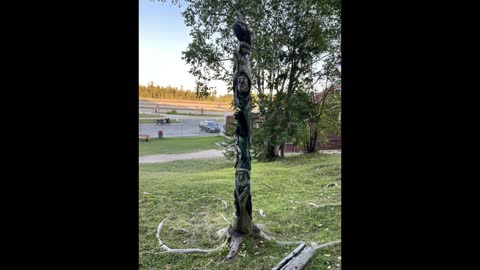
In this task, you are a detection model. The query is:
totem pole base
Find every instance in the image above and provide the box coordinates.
[224,227,246,261]
[224,224,265,261]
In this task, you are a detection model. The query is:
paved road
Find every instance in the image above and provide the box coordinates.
[139,118,225,138]
[140,107,229,116]
[140,112,225,120]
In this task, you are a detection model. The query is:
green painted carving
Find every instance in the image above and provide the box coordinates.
[231,11,253,235]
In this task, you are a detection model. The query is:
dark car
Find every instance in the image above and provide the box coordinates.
[200,120,221,133]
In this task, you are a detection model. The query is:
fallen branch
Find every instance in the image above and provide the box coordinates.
[221,200,228,210]
[204,259,214,268]
[156,218,227,254]
[254,224,340,248]
[216,227,229,239]
[312,240,341,250]
[179,228,191,234]
[272,240,341,270]
[221,214,231,225]
[307,203,341,208]
[199,196,228,211]
[271,243,309,270]
[253,225,305,246]
[154,215,340,262]
[276,240,306,246]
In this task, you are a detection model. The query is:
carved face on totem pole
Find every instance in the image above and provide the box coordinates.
[235,74,250,110]
[237,75,250,95]
[235,169,250,188]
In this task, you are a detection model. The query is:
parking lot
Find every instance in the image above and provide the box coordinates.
[139,118,225,138]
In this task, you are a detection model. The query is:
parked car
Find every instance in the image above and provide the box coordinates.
[155,117,170,125]
[199,120,221,133]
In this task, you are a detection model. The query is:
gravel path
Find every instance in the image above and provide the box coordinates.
[320,149,341,154]
[139,149,340,164]
[139,149,225,164]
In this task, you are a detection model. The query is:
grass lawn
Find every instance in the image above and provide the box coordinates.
[139,153,341,269]
[139,136,225,156]
[166,111,223,117]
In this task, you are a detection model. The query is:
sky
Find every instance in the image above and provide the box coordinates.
[139,0,228,95]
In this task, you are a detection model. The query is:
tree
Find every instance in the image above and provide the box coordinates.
[293,83,341,154]
[175,0,340,160]
[138,83,233,102]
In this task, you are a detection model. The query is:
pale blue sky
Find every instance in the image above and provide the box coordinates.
[139,0,228,95]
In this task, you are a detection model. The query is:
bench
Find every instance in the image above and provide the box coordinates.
[139,134,150,142]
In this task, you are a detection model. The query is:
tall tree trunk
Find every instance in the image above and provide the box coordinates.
[307,130,318,153]
[306,120,319,153]
[257,66,265,116]
[265,142,277,161]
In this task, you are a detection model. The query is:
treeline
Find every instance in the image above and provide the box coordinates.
[139,83,232,102]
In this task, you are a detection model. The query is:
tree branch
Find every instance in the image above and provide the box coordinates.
[212,58,233,62]
[313,240,341,250]
[307,202,341,208]
[311,72,328,86]
[206,8,228,17]
[223,0,238,13]
[217,64,230,74]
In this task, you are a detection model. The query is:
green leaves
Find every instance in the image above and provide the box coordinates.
[173,0,340,97]
[159,0,341,159]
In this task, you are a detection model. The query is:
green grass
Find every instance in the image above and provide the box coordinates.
[139,136,225,156]
[166,111,222,117]
[139,153,341,269]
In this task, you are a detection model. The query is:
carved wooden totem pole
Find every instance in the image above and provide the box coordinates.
[227,11,254,259]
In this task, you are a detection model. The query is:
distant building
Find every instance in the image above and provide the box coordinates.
[224,114,235,137]
[314,83,341,151]
[314,83,341,103]
[226,83,341,151]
